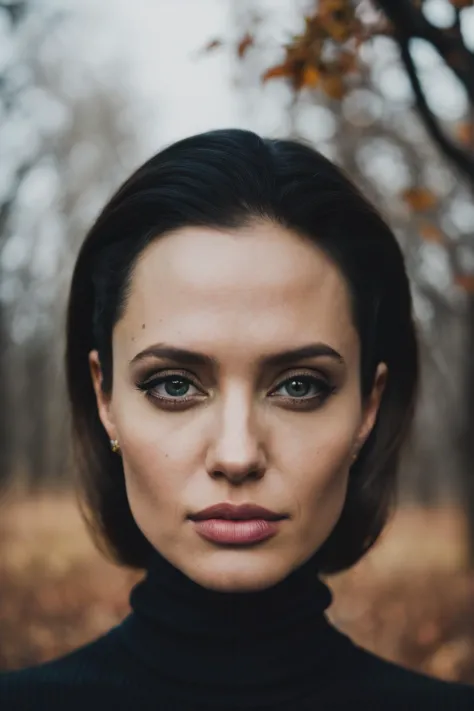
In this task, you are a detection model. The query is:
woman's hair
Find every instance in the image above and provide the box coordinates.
[66,128,418,575]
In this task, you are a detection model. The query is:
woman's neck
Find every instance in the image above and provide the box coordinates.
[117,547,355,707]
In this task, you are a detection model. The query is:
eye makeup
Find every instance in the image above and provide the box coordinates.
[134,368,337,412]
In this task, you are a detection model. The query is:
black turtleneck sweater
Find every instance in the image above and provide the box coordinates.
[1,548,474,710]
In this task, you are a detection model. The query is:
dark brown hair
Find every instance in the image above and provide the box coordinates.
[66,128,419,574]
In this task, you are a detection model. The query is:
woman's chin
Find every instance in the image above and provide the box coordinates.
[181,549,291,593]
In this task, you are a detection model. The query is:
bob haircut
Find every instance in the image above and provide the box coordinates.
[66,128,418,575]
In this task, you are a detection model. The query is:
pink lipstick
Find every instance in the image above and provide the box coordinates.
[189,502,287,545]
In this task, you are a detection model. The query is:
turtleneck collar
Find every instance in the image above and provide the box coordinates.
[117,548,353,708]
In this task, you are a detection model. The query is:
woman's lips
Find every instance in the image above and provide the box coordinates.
[192,518,282,544]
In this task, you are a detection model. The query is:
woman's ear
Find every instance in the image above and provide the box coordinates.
[355,362,388,454]
[88,350,117,442]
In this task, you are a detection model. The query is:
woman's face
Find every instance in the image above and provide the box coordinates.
[90,221,386,592]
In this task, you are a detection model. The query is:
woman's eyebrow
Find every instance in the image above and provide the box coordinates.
[263,343,345,367]
[130,343,345,368]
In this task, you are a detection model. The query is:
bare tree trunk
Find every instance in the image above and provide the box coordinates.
[374,0,474,566]
[24,341,48,491]
[461,294,474,561]
[0,304,10,488]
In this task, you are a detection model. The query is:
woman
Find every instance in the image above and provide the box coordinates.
[1,128,473,710]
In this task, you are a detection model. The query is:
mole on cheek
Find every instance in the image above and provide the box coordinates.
[142,324,146,329]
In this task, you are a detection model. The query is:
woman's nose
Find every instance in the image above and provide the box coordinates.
[204,394,267,483]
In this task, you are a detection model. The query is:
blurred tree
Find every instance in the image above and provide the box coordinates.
[220,0,474,559]
[0,1,137,490]
[0,0,30,490]
[378,0,474,565]
[373,0,474,566]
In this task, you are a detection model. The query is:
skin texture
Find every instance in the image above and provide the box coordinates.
[89,221,387,592]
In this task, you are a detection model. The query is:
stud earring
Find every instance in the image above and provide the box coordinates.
[110,439,120,454]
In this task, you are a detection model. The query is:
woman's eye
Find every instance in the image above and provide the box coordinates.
[272,375,331,401]
[136,372,334,409]
[142,376,200,400]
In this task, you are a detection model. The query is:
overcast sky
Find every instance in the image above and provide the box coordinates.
[73,0,241,153]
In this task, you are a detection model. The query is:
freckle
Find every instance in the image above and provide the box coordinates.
[142,323,146,329]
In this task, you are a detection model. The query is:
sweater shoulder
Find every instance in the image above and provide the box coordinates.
[343,641,474,709]
[0,624,132,711]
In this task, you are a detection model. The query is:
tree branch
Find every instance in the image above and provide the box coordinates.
[0,159,37,241]
[376,0,474,104]
[397,36,474,184]
[0,1,27,26]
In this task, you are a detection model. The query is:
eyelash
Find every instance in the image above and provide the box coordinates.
[135,369,336,410]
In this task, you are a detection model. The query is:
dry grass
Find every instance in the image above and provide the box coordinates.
[0,492,473,684]
[326,507,474,683]
[0,492,141,669]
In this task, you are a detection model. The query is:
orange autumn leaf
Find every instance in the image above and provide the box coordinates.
[456,121,474,145]
[419,222,445,244]
[319,0,349,10]
[302,65,320,87]
[455,274,474,292]
[338,50,358,74]
[449,0,474,9]
[237,33,254,58]
[318,0,357,42]
[320,74,347,99]
[319,0,353,22]
[402,187,438,212]
[262,63,294,83]
[320,18,353,42]
[204,39,222,52]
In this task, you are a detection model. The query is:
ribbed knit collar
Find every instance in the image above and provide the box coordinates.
[118,548,353,709]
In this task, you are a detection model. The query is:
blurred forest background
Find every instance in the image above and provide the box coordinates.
[1,0,474,685]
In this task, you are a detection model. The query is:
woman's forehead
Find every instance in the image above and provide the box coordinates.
[114,224,358,364]
[131,223,350,312]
